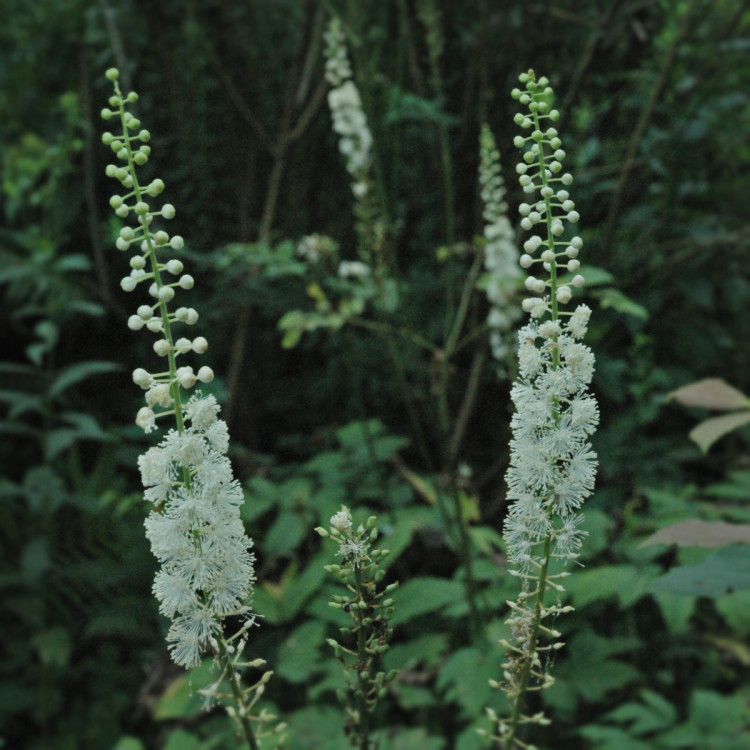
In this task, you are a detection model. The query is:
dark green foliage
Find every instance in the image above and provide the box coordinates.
[2,0,750,748]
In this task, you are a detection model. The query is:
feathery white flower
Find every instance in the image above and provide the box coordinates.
[491,71,600,748]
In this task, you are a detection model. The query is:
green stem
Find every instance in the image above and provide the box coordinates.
[503,535,552,750]
[215,636,261,750]
[448,474,479,640]
[381,334,434,471]
[354,565,371,750]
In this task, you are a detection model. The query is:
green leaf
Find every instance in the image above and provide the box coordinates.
[435,647,496,719]
[31,626,72,668]
[715,590,750,635]
[649,545,750,596]
[162,730,200,750]
[578,725,651,750]
[284,706,348,749]
[651,591,696,634]
[603,689,677,735]
[390,577,464,626]
[49,360,121,398]
[154,660,214,719]
[111,738,146,750]
[565,564,657,608]
[277,619,326,683]
[597,287,649,320]
[263,511,308,558]
[280,551,329,621]
[382,728,445,750]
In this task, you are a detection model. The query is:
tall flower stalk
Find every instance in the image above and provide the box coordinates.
[100,68,281,749]
[486,70,599,749]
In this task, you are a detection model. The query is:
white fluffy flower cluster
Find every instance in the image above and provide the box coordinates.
[103,69,255,674]
[503,69,599,571]
[478,124,522,366]
[504,313,598,568]
[140,393,256,668]
[323,18,373,192]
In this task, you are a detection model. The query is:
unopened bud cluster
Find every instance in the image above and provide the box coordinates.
[102,68,255,671]
[488,71,599,749]
[316,508,398,745]
[102,71,215,431]
[477,124,521,368]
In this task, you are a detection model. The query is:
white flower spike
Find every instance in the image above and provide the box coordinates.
[489,70,599,750]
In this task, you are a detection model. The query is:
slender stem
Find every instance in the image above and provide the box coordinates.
[215,637,260,750]
[503,535,552,750]
[382,334,434,470]
[448,474,479,640]
[354,565,371,750]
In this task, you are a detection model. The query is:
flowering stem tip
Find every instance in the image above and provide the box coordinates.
[101,68,273,749]
[491,70,599,749]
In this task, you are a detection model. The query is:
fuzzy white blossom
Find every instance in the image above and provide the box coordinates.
[142,394,255,668]
[323,18,373,190]
[102,68,255,673]
[477,124,522,368]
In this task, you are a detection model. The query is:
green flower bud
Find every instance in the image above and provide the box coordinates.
[105,164,117,177]
[134,201,149,215]
[105,68,119,81]
[147,178,165,196]
[101,108,113,120]
[108,95,120,107]
[134,152,148,165]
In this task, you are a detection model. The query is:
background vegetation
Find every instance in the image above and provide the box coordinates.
[2,0,749,748]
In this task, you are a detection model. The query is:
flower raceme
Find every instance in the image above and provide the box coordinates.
[477,124,522,369]
[488,70,599,749]
[100,68,255,671]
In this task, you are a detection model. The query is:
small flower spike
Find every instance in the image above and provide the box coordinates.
[316,508,399,749]
[485,71,599,750]
[477,124,522,370]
